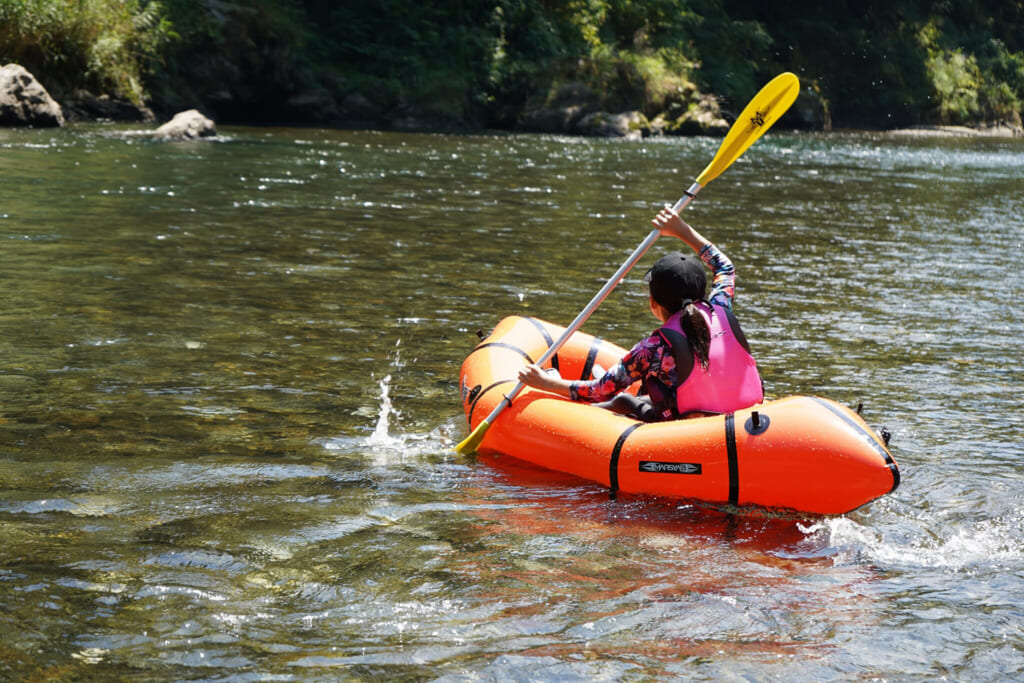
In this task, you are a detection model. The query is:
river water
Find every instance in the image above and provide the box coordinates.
[1,123,1022,680]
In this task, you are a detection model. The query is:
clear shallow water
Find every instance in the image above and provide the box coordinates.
[1,124,1022,680]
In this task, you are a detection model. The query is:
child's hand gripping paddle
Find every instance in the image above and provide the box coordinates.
[456,72,800,455]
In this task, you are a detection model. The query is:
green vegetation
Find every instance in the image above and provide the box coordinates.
[0,0,173,105]
[1,0,1022,130]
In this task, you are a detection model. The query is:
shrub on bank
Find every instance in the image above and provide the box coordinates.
[0,0,173,105]
[0,0,1021,132]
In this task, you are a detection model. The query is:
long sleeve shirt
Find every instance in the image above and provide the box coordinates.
[569,243,736,403]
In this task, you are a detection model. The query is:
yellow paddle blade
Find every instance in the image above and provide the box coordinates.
[455,418,491,455]
[695,72,800,187]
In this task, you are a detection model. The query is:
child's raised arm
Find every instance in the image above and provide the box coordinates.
[651,206,711,254]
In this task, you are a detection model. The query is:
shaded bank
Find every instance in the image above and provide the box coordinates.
[1,1,1022,135]
[149,0,1023,133]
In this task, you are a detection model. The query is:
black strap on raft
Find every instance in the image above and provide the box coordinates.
[810,397,900,493]
[580,336,604,381]
[524,317,559,373]
[609,415,741,505]
[608,423,641,499]
[724,413,740,505]
[463,337,538,424]
[469,342,535,364]
[467,379,515,425]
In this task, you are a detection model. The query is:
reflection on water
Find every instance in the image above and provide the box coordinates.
[1,124,1023,679]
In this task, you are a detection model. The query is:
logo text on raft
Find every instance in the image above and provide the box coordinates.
[639,461,702,475]
[750,110,767,128]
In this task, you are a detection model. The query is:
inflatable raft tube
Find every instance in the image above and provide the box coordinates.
[459,316,900,516]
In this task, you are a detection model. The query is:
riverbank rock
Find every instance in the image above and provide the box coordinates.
[657,95,729,136]
[0,64,64,128]
[979,122,1024,137]
[576,110,648,139]
[154,109,217,140]
[887,123,1024,138]
[789,86,831,131]
[63,90,155,123]
[284,87,339,123]
[519,82,597,134]
[339,93,379,122]
[520,105,585,133]
[385,103,441,131]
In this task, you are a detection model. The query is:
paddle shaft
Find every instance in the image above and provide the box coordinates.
[477,181,704,423]
[456,73,801,454]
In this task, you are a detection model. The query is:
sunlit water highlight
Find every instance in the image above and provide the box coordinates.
[1,124,1022,680]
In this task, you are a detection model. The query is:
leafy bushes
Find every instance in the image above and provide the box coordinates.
[0,0,1021,129]
[0,0,173,104]
[916,16,1024,126]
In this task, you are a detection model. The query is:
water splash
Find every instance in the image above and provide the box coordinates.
[802,507,1024,571]
[320,340,453,459]
[367,373,399,449]
[362,372,455,461]
[367,340,406,452]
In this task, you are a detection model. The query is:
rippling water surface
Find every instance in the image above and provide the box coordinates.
[1,123,1022,680]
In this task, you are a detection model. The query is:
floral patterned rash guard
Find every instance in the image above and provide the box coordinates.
[569,243,736,403]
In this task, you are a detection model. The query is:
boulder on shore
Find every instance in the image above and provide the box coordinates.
[154,109,217,140]
[790,87,831,131]
[0,64,65,128]
[63,90,155,123]
[576,110,648,139]
[519,81,597,134]
[658,95,729,136]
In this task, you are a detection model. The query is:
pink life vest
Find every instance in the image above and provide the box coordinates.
[656,302,763,417]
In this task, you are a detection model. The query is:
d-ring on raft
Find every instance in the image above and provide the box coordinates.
[460,316,900,516]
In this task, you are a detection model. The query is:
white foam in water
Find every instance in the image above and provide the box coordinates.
[802,508,1024,571]
[367,373,399,448]
[364,373,455,461]
[366,341,408,453]
[321,340,453,459]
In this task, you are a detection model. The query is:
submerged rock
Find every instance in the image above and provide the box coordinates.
[154,109,217,140]
[0,64,65,128]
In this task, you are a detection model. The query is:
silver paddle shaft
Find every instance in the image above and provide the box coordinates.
[486,181,704,414]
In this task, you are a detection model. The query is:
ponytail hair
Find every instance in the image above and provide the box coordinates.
[675,298,710,370]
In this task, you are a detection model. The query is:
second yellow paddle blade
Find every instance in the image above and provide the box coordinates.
[696,72,800,187]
